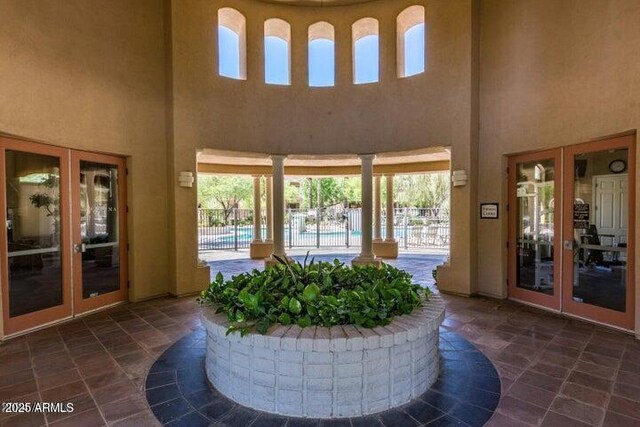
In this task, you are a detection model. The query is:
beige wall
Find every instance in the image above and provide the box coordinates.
[170,0,474,155]
[167,0,479,296]
[0,0,170,336]
[2,0,638,336]
[477,0,640,333]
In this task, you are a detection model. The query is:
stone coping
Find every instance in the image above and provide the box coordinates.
[201,294,445,351]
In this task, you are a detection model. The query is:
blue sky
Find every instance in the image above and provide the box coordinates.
[404,23,425,77]
[218,26,240,78]
[265,36,290,85]
[354,35,379,84]
[218,23,425,84]
[309,39,335,87]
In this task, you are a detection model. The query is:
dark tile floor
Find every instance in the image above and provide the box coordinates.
[145,326,500,426]
[0,253,638,426]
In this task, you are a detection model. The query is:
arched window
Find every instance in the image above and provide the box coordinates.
[352,18,379,84]
[264,18,291,85]
[217,8,246,80]
[397,6,425,78]
[308,22,335,87]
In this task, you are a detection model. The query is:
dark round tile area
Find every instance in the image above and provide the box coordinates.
[146,327,501,426]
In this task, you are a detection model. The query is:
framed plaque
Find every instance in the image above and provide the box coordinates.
[480,203,499,219]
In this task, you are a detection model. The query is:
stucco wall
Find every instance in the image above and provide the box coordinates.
[167,0,479,296]
[4,0,637,336]
[477,0,640,333]
[0,0,170,332]
[170,0,474,155]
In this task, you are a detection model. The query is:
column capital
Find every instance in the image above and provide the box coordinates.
[384,173,396,178]
[358,154,376,161]
[270,154,287,161]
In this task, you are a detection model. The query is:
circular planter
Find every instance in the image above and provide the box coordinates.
[201,294,445,419]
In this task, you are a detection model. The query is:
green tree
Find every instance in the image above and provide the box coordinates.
[395,173,450,211]
[198,175,253,221]
[299,177,362,208]
[342,177,361,206]
[284,181,301,205]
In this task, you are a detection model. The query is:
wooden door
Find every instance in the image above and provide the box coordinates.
[71,151,128,314]
[562,135,635,330]
[0,137,72,334]
[508,148,562,311]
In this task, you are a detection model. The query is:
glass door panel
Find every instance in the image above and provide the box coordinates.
[1,139,71,334]
[79,161,120,298]
[6,151,63,316]
[508,149,561,310]
[563,136,635,329]
[72,152,127,314]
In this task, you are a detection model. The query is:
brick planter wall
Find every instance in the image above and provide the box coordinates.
[201,295,445,418]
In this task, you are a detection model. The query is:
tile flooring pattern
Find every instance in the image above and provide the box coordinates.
[145,326,500,426]
[0,254,638,426]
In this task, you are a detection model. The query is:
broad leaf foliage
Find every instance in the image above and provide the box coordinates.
[198,254,429,336]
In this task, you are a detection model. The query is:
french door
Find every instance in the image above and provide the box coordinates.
[1,137,127,335]
[71,151,127,314]
[508,135,635,330]
[508,149,562,311]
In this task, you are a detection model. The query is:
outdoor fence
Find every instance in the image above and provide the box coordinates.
[198,207,450,252]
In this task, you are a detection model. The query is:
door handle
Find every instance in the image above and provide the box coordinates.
[563,240,574,250]
[74,243,87,253]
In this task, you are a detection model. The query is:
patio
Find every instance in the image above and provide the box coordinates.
[0,254,639,426]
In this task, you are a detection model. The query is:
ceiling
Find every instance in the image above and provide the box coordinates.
[257,0,375,6]
[197,147,450,167]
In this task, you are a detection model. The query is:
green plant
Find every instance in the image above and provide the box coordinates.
[198,254,430,336]
[29,174,61,245]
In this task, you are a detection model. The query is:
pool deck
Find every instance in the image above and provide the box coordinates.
[200,247,449,263]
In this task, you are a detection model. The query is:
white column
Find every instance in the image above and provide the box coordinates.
[270,155,287,259]
[385,174,396,242]
[265,175,273,242]
[353,154,378,265]
[373,175,382,241]
[252,175,262,242]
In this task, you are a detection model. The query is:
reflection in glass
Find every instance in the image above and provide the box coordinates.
[515,159,555,294]
[572,149,628,312]
[80,161,120,299]
[5,150,63,317]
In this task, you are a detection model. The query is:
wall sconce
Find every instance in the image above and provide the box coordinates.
[178,171,194,188]
[451,170,468,187]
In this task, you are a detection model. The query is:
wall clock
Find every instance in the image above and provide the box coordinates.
[609,159,627,174]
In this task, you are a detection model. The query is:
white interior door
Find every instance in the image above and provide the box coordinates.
[594,174,627,246]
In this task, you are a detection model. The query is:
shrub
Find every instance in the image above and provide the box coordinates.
[198,255,430,335]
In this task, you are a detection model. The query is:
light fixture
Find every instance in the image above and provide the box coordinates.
[178,171,194,188]
[451,170,468,187]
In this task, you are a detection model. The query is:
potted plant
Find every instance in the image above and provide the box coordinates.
[199,254,430,335]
